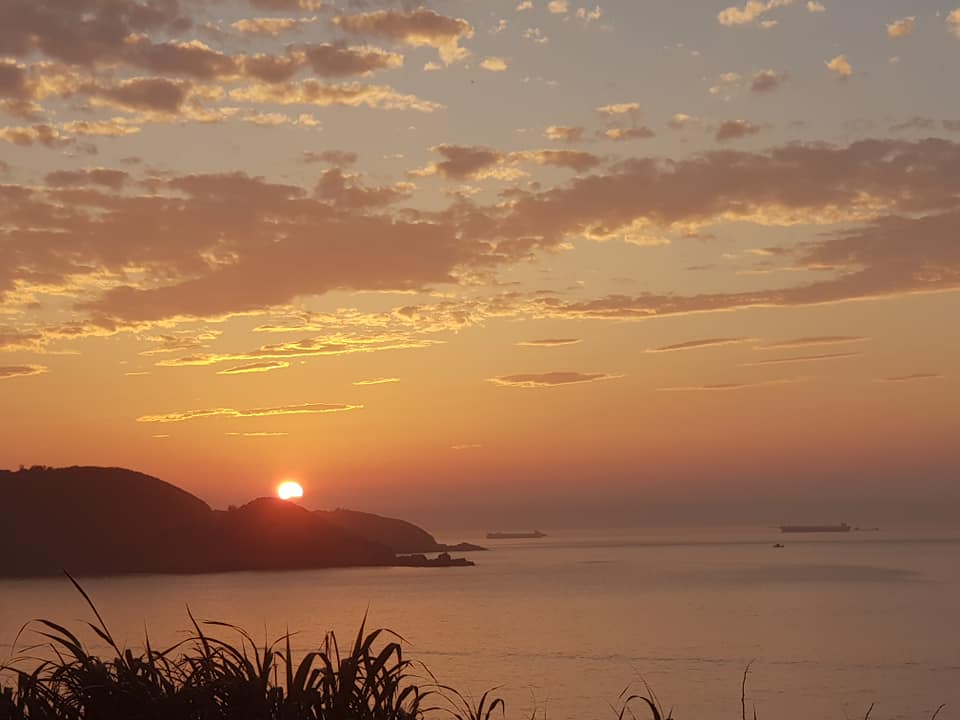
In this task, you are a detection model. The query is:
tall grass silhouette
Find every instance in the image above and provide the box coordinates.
[0,574,948,720]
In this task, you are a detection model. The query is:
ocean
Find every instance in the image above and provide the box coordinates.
[2,527,958,720]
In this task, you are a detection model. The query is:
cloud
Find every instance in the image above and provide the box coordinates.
[715,120,763,142]
[709,72,743,98]
[806,1,825,11]
[333,8,474,64]
[717,0,794,27]
[758,336,868,350]
[415,145,601,180]
[597,102,640,115]
[949,10,960,39]
[482,139,960,254]
[314,168,414,209]
[137,402,362,424]
[229,80,440,111]
[576,6,602,23]
[886,17,915,39]
[880,373,944,383]
[522,27,549,43]
[750,69,784,93]
[156,336,440,368]
[480,57,509,72]
[488,371,621,388]
[545,125,585,142]
[0,365,47,380]
[45,169,130,190]
[226,431,290,437]
[516,1,533,10]
[353,377,400,385]
[741,351,862,366]
[249,0,324,9]
[299,44,405,77]
[668,113,699,130]
[517,338,582,346]
[416,145,503,180]
[8,139,960,329]
[217,361,290,375]
[451,443,482,450]
[826,54,852,78]
[660,378,803,391]
[302,150,359,165]
[230,17,320,36]
[548,0,569,14]
[515,149,602,172]
[603,127,656,141]
[648,338,751,353]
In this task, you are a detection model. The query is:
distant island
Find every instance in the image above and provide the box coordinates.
[0,466,481,577]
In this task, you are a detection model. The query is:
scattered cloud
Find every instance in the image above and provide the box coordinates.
[548,0,569,14]
[750,69,784,93]
[480,57,509,72]
[229,80,441,112]
[806,1,826,12]
[225,431,290,437]
[886,17,915,39]
[603,127,656,141]
[576,6,603,23]
[545,125,585,142]
[880,373,944,383]
[660,378,803,391]
[302,150,359,165]
[648,338,751,353]
[230,17,320,36]
[488,371,621,388]
[451,443,483,450]
[715,120,763,142]
[217,361,290,375]
[597,102,640,115]
[414,144,601,180]
[522,27,549,44]
[0,365,47,380]
[709,72,743,98]
[668,113,700,130]
[517,338,582,346]
[949,10,960,39]
[137,402,363,423]
[353,377,401,385]
[826,54,852,78]
[333,8,474,64]
[757,336,868,350]
[741,351,862,366]
[718,0,793,28]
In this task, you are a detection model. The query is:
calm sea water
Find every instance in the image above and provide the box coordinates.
[2,527,959,720]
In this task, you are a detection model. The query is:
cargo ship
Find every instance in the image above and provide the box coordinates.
[779,523,851,534]
[485,530,547,539]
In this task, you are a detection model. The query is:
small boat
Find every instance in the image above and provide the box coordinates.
[485,530,547,539]
[772,543,785,548]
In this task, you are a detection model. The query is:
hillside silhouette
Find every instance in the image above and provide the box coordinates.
[0,466,472,577]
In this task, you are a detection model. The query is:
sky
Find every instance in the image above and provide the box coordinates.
[1,0,959,529]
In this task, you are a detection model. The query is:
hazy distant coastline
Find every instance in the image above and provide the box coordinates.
[0,466,480,577]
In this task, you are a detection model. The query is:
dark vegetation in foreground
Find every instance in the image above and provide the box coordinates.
[0,578,948,720]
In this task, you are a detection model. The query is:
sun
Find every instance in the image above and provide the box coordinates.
[277,480,304,501]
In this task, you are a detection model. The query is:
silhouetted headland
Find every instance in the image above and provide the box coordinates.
[0,466,478,577]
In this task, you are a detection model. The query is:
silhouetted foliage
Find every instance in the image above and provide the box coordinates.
[0,577,948,720]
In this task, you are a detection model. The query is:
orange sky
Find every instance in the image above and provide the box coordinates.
[1,0,959,527]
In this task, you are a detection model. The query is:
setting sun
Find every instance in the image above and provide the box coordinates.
[277,481,304,501]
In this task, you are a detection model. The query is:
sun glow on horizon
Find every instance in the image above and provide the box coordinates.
[277,480,304,501]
